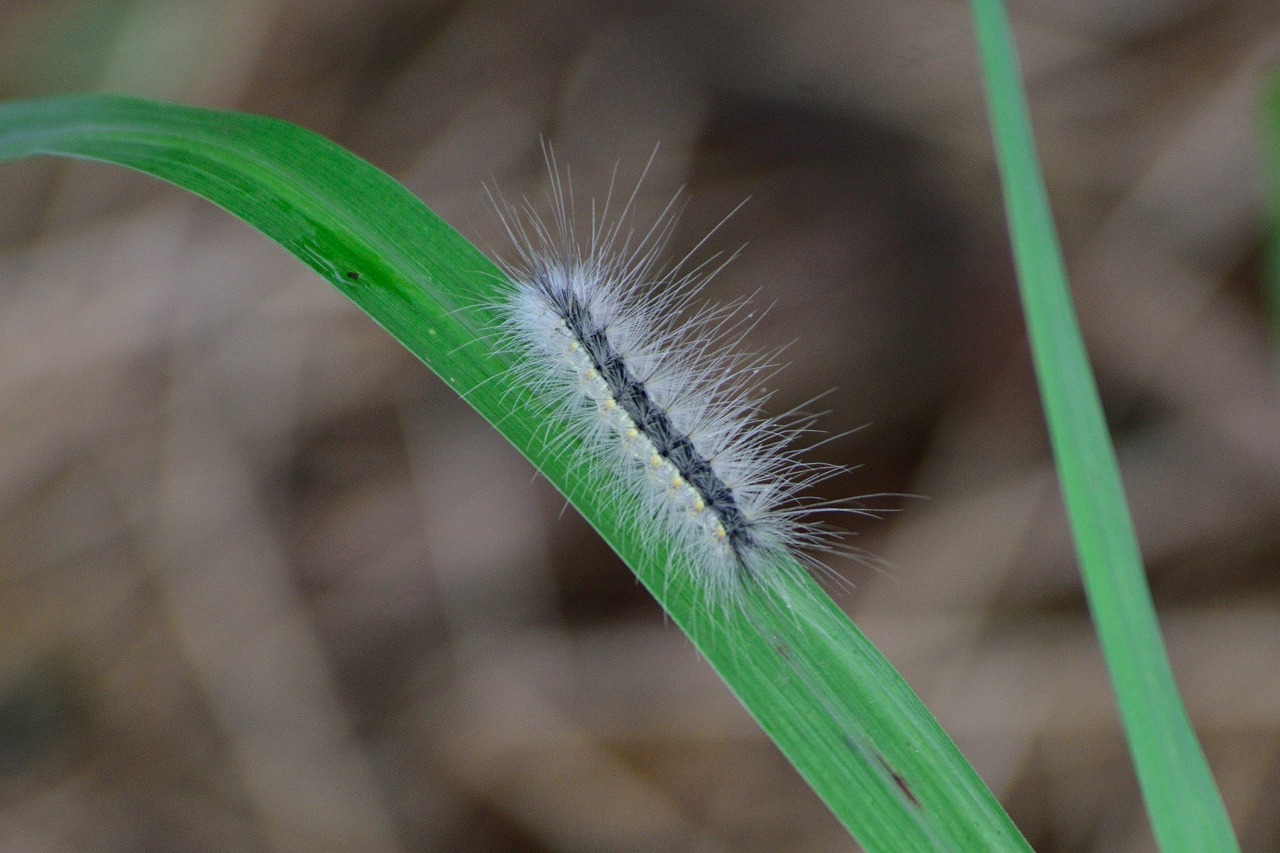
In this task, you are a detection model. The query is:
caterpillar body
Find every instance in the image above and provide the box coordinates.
[493,154,854,609]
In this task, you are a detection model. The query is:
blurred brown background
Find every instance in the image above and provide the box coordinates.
[1,1,1279,851]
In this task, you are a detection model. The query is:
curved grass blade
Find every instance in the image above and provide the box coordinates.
[0,93,1031,851]
[968,3,1239,850]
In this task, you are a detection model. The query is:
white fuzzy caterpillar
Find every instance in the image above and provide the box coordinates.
[492,152,854,609]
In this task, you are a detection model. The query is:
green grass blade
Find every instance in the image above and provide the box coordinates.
[0,94,1031,851]
[968,3,1239,851]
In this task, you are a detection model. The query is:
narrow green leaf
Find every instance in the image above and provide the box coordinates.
[0,94,1030,851]
[968,3,1239,851]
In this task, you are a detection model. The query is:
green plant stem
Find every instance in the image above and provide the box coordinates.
[0,94,1032,852]
[968,3,1239,851]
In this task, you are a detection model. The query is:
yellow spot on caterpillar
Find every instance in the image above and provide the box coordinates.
[692,497,705,512]
[650,454,662,468]
[714,524,727,540]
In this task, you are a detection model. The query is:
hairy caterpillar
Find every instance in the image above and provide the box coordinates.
[491,150,862,609]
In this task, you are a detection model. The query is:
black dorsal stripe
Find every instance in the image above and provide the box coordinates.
[545,279,755,562]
